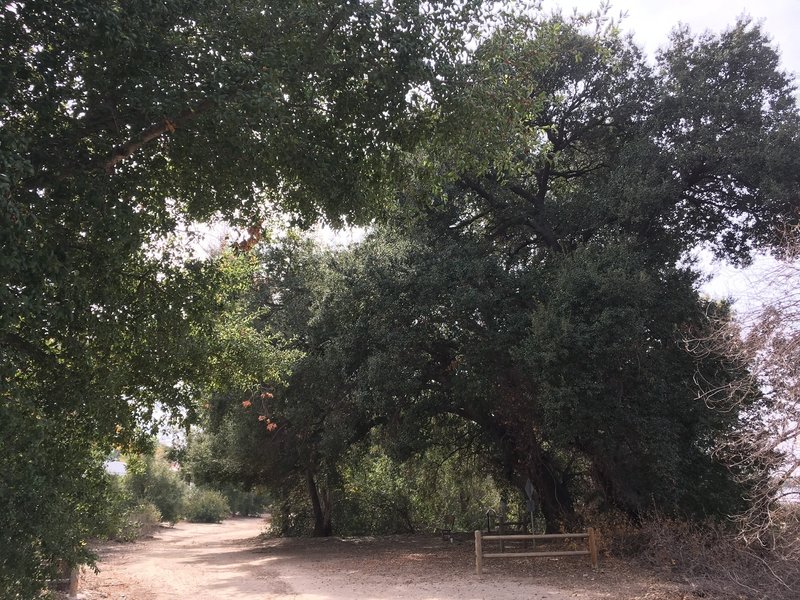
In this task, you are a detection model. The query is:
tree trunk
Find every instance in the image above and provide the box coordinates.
[306,470,332,536]
[526,457,576,533]
[589,455,643,522]
[464,404,577,532]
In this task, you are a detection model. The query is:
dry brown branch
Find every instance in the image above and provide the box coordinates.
[606,512,800,599]
[688,227,800,557]
[104,99,215,173]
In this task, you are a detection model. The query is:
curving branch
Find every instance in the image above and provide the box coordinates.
[459,176,559,250]
[104,99,215,173]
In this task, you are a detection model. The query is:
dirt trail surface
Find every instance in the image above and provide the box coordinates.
[79,517,660,600]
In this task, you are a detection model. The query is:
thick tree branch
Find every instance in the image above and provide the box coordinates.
[505,182,559,248]
[104,99,215,173]
[460,175,560,250]
[450,208,493,230]
[506,181,543,208]
[459,175,505,209]
[315,7,348,53]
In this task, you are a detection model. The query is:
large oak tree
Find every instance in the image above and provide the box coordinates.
[193,13,800,534]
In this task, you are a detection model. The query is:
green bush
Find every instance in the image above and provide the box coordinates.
[336,451,416,535]
[96,466,167,541]
[124,453,188,524]
[115,502,162,542]
[184,488,231,523]
[333,442,501,535]
[96,475,156,541]
[269,483,315,536]
[266,440,504,537]
[222,486,269,517]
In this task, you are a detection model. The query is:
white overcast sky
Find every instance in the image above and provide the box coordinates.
[542,0,800,76]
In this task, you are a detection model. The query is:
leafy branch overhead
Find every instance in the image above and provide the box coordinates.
[1,0,481,595]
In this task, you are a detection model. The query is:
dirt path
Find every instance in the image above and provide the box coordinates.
[79,517,655,599]
[81,518,282,599]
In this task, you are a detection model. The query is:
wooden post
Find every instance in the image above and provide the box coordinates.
[475,530,483,576]
[529,511,536,549]
[587,527,598,570]
[68,565,79,598]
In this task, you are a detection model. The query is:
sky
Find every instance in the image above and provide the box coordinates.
[542,0,799,77]
[538,1,799,310]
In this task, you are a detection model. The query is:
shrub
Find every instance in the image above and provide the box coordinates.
[269,484,315,536]
[115,502,162,542]
[222,486,269,517]
[96,476,162,541]
[124,453,187,524]
[184,489,230,523]
[334,443,501,535]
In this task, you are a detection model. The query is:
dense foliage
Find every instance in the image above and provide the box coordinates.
[183,488,231,523]
[124,452,188,524]
[100,446,266,536]
[1,0,480,595]
[188,13,799,535]
[196,219,749,533]
[3,2,799,595]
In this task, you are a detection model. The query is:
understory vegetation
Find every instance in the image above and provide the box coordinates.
[606,510,800,600]
[99,447,267,541]
[259,439,504,537]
